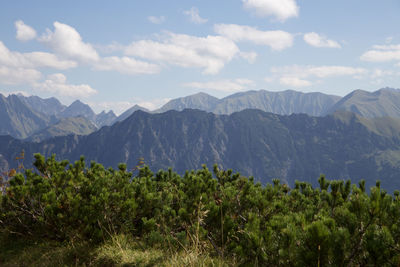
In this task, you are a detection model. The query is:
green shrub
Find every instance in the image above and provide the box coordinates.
[1,154,400,266]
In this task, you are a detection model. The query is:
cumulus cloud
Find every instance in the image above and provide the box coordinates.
[242,0,299,22]
[148,16,166,24]
[0,41,76,70]
[34,73,97,98]
[183,7,208,24]
[184,79,254,92]
[270,65,368,87]
[94,56,161,75]
[39,21,99,63]
[361,44,400,62]
[0,66,41,85]
[15,20,37,41]
[23,52,77,69]
[124,32,240,74]
[214,24,293,51]
[303,32,341,48]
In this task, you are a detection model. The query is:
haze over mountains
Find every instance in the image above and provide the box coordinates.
[2,87,400,141]
[2,87,400,189]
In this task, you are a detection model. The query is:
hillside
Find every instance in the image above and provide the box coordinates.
[2,109,400,189]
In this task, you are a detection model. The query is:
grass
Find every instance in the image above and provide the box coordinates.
[0,234,235,267]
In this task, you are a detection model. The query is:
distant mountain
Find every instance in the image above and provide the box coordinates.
[96,110,117,127]
[17,94,66,116]
[325,87,400,117]
[0,94,112,140]
[27,116,97,142]
[156,92,219,113]
[0,94,50,139]
[59,100,97,122]
[114,105,150,123]
[156,90,341,116]
[2,109,400,190]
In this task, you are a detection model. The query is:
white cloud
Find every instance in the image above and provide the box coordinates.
[360,44,400,62]
[184,79,254,92]
[15,20,37,41]
[23,52,77,69]
[94,56,161,75]
[39,21,99,63]
[148,16,166,24]
[303,32,341,48]
[370,69,396,79]
[239,51,258,63]
[0,41,77,70]
[124,32,240,74]
[271,65,368,79]
[0,66,41,85]
[270,65,368,87]
[396,62,400,67]
[34,73,97,98]
[372,44,400,50]
[183,7,208,24]
[94,42,125,54]
[214,24,293,51]
[242,0,299,22]
[279,76,311,87]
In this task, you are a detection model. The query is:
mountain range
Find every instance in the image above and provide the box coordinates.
[3,87,400,141]
[156,87,400,118]
[0,93,118,140]
[2,109,400,190]
[2,87,400,189]
[155,90,341,116]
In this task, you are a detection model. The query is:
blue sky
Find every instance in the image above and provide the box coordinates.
[1,0,400,114]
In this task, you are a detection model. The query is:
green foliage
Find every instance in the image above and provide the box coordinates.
[2,154,400,266]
